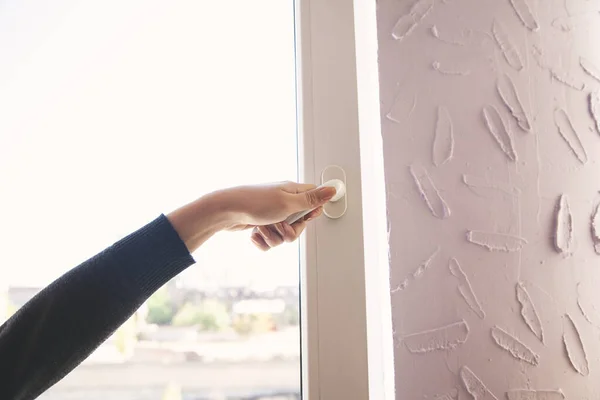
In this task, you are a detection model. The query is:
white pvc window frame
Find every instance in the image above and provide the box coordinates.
[295,0,394,398]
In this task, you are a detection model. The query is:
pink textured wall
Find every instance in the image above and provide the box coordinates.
[377,0,600,398]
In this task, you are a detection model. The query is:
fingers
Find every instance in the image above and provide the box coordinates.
[250,230,270,251]
[274,207,323,242]
[284,207,322,238]
[249,207,324,251]
[305,186,336,208]
[287,220,307,238]
[250,221,303,250]
[251,225,285,251]
[289,186,335,211]
[258,225,284,247]
[283,220,304,241]
[281,182,316,194]
[304,207,323,221]
[279,181,335,216]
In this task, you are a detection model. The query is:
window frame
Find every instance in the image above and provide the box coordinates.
[295,0,393,398]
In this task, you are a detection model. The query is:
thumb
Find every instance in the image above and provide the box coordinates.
[295,186,336,210]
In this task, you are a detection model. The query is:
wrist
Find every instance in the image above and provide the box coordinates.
[203,189,246,227]
[167,191,237,253]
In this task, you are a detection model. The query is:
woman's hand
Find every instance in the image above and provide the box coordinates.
[167,181,336,253]
[222,182,335,251]
[248,207,323,251]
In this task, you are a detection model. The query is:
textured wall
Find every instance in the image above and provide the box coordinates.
[376,0,600,398]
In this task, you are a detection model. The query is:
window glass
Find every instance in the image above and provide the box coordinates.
[0,1,300,399]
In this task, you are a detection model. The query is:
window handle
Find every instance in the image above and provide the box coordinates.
[285,178,346,224]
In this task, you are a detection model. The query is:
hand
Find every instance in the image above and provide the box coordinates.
[249,207,324,251]
[167,181,336,254]
[222,181,336,251]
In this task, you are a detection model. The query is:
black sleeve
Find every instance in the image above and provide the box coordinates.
[0,214,195,400]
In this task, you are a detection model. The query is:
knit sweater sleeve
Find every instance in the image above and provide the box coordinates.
[0,214,195,400]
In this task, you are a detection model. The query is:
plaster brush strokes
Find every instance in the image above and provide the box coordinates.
[435,389,459,400]
[507,390,565,400]
[402,320,469,353]
[462,174,518,198]
[449,258,485,319]
[490,326,539,365]
[392,247,440,292]
[467,231,527,252]
[509,0,540,31]
[531,45,546,69]
[386,92,417,124]
[392,0,434,41]
[552,14,599,31]
[580,57,600,82]
[433,106,454,166]
[497,74,531,132]
[432,61,470,76]
[431,25,467,46]
[410,165,451,219]
[492,20,524,71]
[516,282,544,343]
[482,105,518,161]
[577,283,600,327]
[551,17,573,31]
[563,313,589,376]
[531,47,585,90]
[554,194,574,257]
[551,69,585,91]
[589,91,600,134]
[591,203,600,254]
[554,108,588,164]
[460,366,498,400]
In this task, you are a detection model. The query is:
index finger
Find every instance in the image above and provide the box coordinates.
[282,182,317,194]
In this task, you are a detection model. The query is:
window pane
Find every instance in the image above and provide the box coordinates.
[0,1,300,399]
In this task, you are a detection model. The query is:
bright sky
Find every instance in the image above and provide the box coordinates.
[0,0,299,289]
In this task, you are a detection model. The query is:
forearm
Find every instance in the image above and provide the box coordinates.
[0,181,323,399]
[0,215,195,400]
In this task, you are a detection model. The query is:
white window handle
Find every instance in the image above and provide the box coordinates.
[285,179,346,224]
